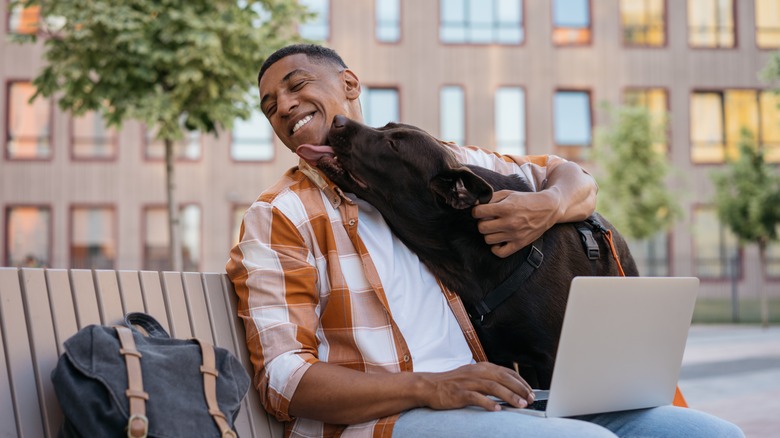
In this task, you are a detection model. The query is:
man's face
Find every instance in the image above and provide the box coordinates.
[259,54,361,153]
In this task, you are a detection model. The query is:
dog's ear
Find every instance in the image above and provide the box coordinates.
[430,167,494,209]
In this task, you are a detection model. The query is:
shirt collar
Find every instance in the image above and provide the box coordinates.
[298,159,352,209]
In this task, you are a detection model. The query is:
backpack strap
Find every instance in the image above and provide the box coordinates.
[196,338,237,438]
[115,326,150,438]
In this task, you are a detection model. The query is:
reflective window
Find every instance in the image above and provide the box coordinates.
[70,206,116,269]
[299,0,329,40]
[624,88,669,153]
[625,232,670,276]
[756,0,780,48]
[72,111,118,159]
[691,90,780,163]
[360,87,399,127]
[553,0,591,45]
[6,81,51,159]
[232,108,274,161]
[440,85,465,146]
[495,87,525,155]
[688,0,735,48]
[620,0,666,46]
[376,0,400,42]
[145,125,201,161]
[143,205,201,272]
[692,207,740,279]
[554,91,592,147]
[440,0,524,44]
[5,206,51,268]
[7,2,39,34]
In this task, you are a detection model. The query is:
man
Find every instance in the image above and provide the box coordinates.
[227,44,743,438]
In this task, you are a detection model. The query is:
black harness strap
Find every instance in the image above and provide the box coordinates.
[472,237,544,323]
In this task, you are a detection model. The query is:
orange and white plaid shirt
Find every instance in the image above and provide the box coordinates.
[227,144,571,438]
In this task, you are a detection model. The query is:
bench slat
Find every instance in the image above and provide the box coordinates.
[94,270,124,325]
[117,270,146,314]
[161,272,192,339]
[182,272,215,344]
[138,271,172,334]
[0,268,46,438]
[69,270,102,328]
[0,269,22,438]
[20,269,64,438]
[45,270,78,354]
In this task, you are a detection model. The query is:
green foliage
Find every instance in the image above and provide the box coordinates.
[711,128,780,248]
[593,104,681,240]
[13,0,308,141]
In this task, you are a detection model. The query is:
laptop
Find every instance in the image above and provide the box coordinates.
[501,276,699,418]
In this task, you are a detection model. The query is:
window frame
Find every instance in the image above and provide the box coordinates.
[5,79,54,161]
[69,111,119,162]
[4,204,53,268]
[375,0,402,43]
[691,204,743,282]
[619,0,668,48]
[6,1,40,35]
[687,0,737,49]
[142,125,203,163]
[551,0,593,46]
[440,83,467,146]
[494,85,527,156]
[622,86,671,154]
[552,88,594,160]
[141,203,203,272]
[68,204,117,270]
[439,0,525,46]
[230,109,276,163]
[298,0,331,41]
[359,86,401,128]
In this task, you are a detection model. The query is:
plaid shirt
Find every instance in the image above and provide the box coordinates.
[227,144,567,437]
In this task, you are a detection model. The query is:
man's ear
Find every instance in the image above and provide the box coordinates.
[343,69,361,100]
[430,167,494,210]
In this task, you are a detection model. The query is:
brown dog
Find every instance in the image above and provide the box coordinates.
[298,115,638,389]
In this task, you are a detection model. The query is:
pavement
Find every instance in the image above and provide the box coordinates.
[678,325,780,438]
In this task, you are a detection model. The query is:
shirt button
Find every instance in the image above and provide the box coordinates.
[403,354,410,363]
[348,219,356,226]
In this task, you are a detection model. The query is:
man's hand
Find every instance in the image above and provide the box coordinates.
[472,189,563,258]
[419,362,535,412]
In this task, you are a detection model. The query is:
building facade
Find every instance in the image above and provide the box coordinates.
[2,0,779,303]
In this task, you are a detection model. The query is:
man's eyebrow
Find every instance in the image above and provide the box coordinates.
[260,68,311,110]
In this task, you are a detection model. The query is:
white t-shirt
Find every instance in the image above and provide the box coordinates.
[348,194,475,372]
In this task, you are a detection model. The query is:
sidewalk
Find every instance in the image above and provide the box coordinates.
[678,324,780,438]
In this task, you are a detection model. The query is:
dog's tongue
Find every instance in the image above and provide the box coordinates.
[296,144,335,166]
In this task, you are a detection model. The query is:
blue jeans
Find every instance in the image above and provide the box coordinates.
[392,406,744,438]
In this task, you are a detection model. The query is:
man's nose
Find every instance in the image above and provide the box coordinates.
[278,92,298,116]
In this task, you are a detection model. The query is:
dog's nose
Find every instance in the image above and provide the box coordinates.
[332,115,348,129]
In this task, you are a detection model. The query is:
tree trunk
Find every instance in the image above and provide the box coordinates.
[165,138,183,272]
[758,241,769,329]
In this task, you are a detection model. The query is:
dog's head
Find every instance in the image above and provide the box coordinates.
[297,115,493,210]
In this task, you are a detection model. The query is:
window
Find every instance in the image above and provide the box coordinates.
[70,206,116,269]
[5,206,51,267]
[495,87,525,155]
[360,87,399,127]
[376,0,400,42]
[72,111,118,159]
[232,109,274,161]
[620,0,666,46]
[625,232,670,276]
[299,0,329,40]
[554,90,592,148]
[691,90,780,164]
[692,206,740,279]
[6,81,51,159]
[7,2,39,34]
[145,126,201,160]
[552,0,591,45]
[624,88,668,153]
[143,205,201,272]
[440,85,465,145]
[756,0,780,48]
[440,0,524,44]
[688,0,735,48]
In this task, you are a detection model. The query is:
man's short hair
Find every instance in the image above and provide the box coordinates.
[257,44,348,85]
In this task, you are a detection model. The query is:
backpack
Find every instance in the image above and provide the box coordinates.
[51,312,251,437]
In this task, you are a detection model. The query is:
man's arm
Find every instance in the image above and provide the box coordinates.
[471,157,597,258]
[290,361,533,425]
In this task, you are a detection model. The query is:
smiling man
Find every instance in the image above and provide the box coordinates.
[227,44,743,438]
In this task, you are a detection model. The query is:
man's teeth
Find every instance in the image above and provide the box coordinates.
[292,114,313,133]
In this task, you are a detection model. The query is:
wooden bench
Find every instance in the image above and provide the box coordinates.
[0,267,285,438]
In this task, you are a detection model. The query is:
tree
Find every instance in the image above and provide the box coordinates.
[14,0,308,270]
[711,129,780,328]
[593,104,681,273]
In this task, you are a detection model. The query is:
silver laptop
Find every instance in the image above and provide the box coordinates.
[503,276,699,418]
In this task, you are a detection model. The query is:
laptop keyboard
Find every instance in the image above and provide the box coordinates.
[527,398,548,411]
